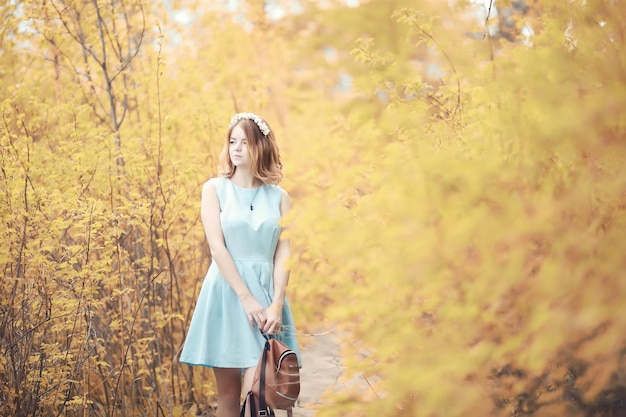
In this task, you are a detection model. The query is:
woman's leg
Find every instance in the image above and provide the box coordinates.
[242,367,259,417]
[242,366,257,395]
[213,367,242,417]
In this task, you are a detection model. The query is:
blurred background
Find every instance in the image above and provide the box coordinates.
[1,0,625,416]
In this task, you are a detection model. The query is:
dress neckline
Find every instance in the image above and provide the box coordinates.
[227,178,263,191]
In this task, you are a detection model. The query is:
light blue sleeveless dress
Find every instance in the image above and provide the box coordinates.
[179,177,301,369]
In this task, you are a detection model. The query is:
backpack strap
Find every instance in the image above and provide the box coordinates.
[258,334,270,416]
[240,391,274,417]
[240,391,255,417]
[258,330,277,417]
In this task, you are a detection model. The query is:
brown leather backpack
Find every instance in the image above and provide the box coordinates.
[242,330,300,417]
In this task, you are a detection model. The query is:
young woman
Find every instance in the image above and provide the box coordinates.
[179,113,301,417]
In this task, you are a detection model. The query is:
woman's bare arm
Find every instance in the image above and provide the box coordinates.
[264,189,291,333]
[202,178,266,328]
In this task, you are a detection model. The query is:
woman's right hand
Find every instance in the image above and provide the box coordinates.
[239,293,266,329]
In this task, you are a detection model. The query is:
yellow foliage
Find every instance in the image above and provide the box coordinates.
[286,1,626,416]
[1,0,625,416]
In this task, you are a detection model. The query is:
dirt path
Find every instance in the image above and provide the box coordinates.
[292,331,345,417]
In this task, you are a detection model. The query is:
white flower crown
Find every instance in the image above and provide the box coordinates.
[228,112,271,136]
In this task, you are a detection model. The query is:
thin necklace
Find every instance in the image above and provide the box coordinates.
[249,185,261,211]
[231,181,263,211]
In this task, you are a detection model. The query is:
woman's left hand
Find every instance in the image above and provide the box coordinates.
[263,304,282,334]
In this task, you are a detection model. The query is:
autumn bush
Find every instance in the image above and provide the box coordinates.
[290,1,626,417]
[1,1,625,417]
